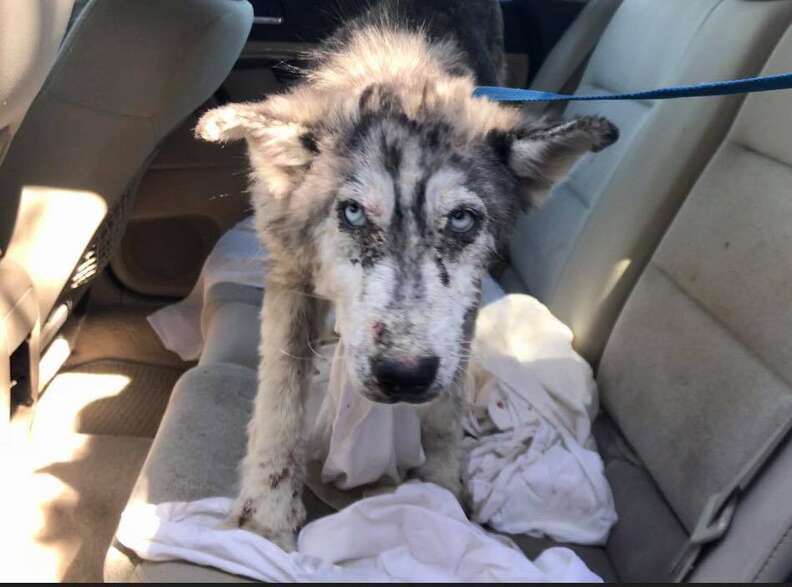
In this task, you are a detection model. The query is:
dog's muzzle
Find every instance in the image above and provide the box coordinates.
[370,355,440,403]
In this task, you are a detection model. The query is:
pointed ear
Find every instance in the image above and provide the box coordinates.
[493,115,619,209]
[195,102,319,198]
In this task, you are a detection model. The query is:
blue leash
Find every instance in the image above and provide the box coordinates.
[474,71,792,102]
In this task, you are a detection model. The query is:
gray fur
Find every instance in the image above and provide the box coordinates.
[196,0,618,548]
[332,0,507,85]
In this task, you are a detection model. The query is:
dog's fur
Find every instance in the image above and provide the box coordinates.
[196,0,617,549]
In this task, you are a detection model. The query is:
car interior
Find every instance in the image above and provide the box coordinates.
[4,0,792,582]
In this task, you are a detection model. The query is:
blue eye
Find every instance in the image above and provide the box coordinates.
[343,201,367,227]
[448,208,477,233]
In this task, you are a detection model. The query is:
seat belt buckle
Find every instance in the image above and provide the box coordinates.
[669,491,739,581]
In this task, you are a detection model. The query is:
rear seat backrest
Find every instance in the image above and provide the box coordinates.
[502,0,792,364]
[0,0,253,328]
[599,25,792,582]
[0,0,74,167]
[529,0,622,99]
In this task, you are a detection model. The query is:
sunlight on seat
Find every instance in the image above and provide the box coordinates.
[6,185,107,316]
[39,335,71,389]
[33,371,131,437]
[3,435,86,582]
[597,258,632,306]
[0,0,41,120]
[3,431,151,582]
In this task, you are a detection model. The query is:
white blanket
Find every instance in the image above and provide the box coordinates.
[117,482,601,583]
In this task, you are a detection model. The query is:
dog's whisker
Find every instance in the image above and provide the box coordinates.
[490,247,507,261]
[278,348,319,361]
[306,339,328,359]
[277,345,357,363]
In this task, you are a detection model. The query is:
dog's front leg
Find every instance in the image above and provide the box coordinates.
[415,391,464,501]
[229,282,320,550]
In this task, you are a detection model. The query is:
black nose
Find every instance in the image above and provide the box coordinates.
[372,356,440,401]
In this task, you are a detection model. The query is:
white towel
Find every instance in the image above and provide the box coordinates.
[147,216,269,361]
[116,482,602,583]
[462,295,617,544]
[309,340,427,490]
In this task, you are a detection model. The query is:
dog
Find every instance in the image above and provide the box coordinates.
[196,0,618,550]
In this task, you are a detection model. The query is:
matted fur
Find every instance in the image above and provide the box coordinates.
[196,0,617,549]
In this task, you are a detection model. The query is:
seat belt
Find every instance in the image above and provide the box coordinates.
[475,71,792,581]
[474,71,792,103]
[668,413,792,581]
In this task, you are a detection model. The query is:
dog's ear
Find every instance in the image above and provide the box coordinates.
[195,102,319,198]
[490,115,619,209]
[358,83,404,117]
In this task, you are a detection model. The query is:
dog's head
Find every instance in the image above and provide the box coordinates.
[197,74,616,405]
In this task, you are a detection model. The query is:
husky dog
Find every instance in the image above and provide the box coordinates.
[196,0,617,549]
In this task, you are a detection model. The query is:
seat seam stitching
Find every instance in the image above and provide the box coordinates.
[649,260,792,392]
[46,91,154,120]
[561,179,592,210]
[755,523,792,581]
[734,140,792,171]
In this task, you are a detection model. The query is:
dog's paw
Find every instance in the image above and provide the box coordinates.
[413,464,464,502]
[577,115,619,152]
[227,488,306,552]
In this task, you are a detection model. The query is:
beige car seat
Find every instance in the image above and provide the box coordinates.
[0,0,253,366]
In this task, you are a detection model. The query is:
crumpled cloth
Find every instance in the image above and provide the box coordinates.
[116,482,602,583]
[461,295,617,545]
